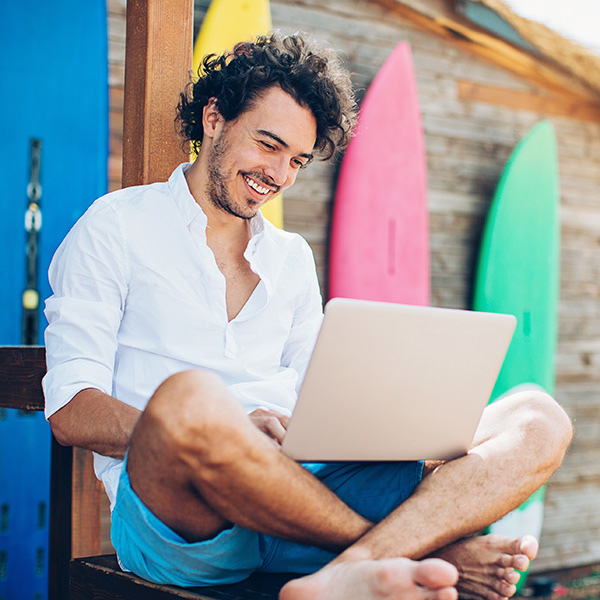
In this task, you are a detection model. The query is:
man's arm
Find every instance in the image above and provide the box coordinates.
[49,388,141,459]
[44,199,132,458]
[50,391,291,458]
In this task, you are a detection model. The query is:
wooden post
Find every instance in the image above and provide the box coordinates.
[122,0,193,187]
[49,439,72,600]
[0,6,195,599]
[71,448,104,558]
[69,0,194,570]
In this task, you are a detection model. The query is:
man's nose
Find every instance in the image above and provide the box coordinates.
[266,155,291,188]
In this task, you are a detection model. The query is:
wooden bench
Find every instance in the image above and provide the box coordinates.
[0,346,295,599]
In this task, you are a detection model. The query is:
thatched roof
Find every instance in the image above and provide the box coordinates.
[459,0,600,97]
[379,0,600,101]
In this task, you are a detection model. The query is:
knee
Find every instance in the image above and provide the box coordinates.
[143,370,246,461]
[510,389,573,470]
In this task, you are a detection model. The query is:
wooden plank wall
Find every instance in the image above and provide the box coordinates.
[108,0,126,193]
[105,0,600,573]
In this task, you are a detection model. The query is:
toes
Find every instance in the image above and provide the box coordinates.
[497,551,529,572]
[424,587,458,600]
[438,534,537,600]
[495,581,517,597]
[503,569,521,585]
[456,566,518,600]
[503,534,538,561]
[484,579,515,599]
[513,554,529,571]
[497,536,537,571]
[457,580,510,600]
[495,567,520,585]
[413,558,459,589]
[519,535,539,561]
[496,551,529,572]
[497,553,515,568]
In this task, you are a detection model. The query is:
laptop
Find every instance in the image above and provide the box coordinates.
[281,298,516,462]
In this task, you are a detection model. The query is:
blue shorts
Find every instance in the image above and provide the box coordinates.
[111,459,423,587]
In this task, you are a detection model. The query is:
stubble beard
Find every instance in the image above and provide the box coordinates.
[206,131,258,221]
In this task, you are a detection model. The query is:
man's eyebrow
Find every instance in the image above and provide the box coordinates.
[257,129,314,161]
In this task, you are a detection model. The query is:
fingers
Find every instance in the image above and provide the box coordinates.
[261,415,287,444]
[249,409,290,445]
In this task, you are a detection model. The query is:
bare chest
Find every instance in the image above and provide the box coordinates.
[213,251,260,321]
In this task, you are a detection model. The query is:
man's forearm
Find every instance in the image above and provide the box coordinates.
[49,388,141,459]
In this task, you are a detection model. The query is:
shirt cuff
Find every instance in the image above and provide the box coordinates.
[42,358,113,419]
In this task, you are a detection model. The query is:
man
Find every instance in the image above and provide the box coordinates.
[44,33,572,600]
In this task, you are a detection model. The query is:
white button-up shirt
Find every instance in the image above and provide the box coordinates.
[43,163,324,507]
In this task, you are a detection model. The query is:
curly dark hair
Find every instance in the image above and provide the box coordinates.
[176,32,357,160]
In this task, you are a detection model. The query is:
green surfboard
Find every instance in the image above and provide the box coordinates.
[473,121,560,588]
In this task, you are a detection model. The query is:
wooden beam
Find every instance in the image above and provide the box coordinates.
[458,81,600,122]
[0,347,104,594]
[71,554,296,599]
[373,0,599,102]
[122,0,193,187]
[0,346,45,411]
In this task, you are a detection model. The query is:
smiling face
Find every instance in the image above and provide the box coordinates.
[202,86,317,220]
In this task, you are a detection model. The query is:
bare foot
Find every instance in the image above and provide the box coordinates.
[432,534,538,600]
[279,557,458,600]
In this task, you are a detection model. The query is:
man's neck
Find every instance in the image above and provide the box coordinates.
[185,159,250,234]
[184,160,253,250]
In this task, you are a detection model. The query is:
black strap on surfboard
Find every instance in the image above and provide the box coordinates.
[22,138,42,345]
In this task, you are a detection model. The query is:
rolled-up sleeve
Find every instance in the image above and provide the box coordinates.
[43,199,129,419]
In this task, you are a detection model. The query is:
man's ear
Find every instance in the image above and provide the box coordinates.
[202,98,223,140]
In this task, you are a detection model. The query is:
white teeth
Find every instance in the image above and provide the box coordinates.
[244,176,270,195]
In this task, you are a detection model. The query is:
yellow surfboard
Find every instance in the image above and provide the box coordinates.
[193,0,283,228]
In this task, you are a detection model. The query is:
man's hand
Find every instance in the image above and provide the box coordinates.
[249,409,290,449]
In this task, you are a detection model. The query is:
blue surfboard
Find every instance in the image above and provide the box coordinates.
[0,1,108,597]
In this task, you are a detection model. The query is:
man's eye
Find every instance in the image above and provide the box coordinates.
[261,141,275,150]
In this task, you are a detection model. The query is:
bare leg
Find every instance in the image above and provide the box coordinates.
[127,370,459,598]
[127,369,373,546]
[282,389,571,600]
[128,373,570,599]
[330,389,571,560]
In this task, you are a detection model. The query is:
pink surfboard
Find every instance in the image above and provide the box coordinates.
[328,43,429,305]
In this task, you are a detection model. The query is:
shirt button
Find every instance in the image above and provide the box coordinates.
[224,325,238,359]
